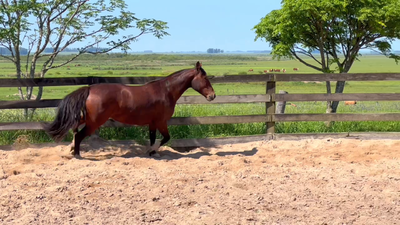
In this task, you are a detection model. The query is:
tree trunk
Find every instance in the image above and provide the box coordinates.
[27,69,44,119]
[15,58,30,119]
[325,81,333,127]
[331,80,346,113]
[325,81,333,112]
[17,87,25,100]
[28,86,44,119]
[25,86,34,120]
[26,86,33,100]
[324,78,346,126]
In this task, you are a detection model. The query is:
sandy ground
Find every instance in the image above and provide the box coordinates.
[0,137,399,225]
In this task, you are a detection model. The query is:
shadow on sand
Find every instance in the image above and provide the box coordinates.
[82,148,258,161]
[0,136,259,162]
[80,143,259,161]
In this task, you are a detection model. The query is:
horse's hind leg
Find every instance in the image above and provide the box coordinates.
[158,124,170,147]
[69,127,78,155]
[70,122,85,155]
[149,122,170,157]
[72,124,98,158]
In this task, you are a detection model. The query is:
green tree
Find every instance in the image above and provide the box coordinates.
[0,0,169,118]
[253,0,400,113]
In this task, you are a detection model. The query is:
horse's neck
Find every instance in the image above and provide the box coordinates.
[166,72,193,103]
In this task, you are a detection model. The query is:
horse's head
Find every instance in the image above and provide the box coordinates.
[191,61,216,101]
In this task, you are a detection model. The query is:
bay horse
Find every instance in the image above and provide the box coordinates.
[43,61,216,158]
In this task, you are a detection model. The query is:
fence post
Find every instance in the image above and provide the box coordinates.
[266,78,276,135]
[276,90,288,114]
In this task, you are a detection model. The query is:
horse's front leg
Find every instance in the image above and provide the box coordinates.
[148,122,170,158]
[148,126,158,156]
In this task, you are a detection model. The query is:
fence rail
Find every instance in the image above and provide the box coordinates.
[3,93,400,110]
[3,73,400,87]
[0,94,271,109]
[1,73,400,145]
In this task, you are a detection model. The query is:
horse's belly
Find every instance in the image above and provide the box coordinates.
[111,108,167,126]
[119,117,152,126]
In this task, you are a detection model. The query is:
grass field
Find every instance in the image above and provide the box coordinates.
[0,53,400,145]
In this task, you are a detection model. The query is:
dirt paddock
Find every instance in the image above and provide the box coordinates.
[0,138,399,224]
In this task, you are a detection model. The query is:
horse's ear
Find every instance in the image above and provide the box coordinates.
[195,61,202,71]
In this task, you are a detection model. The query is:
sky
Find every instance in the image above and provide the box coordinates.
[75,0,400,53]
[120,0,282,52]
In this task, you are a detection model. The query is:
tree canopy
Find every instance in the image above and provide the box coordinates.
[253,0,400,112]
[0,0,168,117]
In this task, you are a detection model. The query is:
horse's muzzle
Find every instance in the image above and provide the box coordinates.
[206,93,216,101]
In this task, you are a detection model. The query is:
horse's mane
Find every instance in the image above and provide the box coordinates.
[144,67,205,85]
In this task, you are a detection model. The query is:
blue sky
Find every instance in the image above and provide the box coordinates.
[97,0,400,53]
[123,0,282,52]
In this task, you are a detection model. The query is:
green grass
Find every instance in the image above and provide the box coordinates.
[1,53,400,145]
[1,100,400,146]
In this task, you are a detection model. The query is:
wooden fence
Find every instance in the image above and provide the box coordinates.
[1,73,400,147]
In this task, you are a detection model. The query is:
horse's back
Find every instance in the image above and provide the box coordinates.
[88,82,165,107]
[86,82,172,126]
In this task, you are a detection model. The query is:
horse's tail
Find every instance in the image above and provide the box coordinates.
[43,86,90,142]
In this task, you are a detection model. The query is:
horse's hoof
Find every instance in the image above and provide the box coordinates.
[149,150,161,158]
[70,150,80,158]
[73,154,82,159]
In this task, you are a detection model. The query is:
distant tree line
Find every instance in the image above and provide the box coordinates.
[0,47,109,55]
[207,48,224,53]
[0,47,28,55]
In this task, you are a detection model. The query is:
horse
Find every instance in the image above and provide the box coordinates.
[43,61,216,158]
